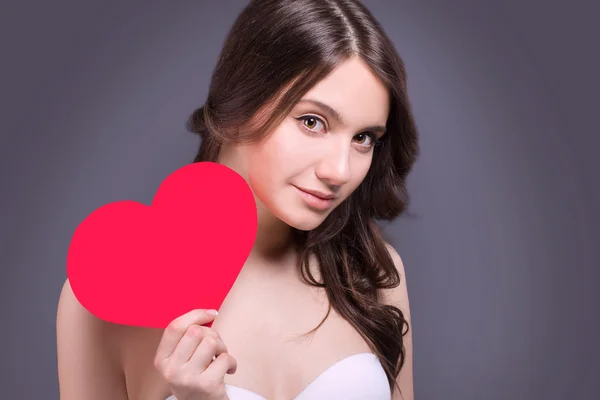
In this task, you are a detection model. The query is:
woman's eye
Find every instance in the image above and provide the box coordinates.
[297,115,326,134]
[354,132,376,148]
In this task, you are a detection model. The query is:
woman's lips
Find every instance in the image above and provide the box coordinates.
[293,185,334,210]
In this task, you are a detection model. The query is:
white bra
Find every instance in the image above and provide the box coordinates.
[165,352,391,400]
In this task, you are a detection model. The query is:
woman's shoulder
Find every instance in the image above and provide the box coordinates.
[57,279,168,398]
[57,278,159,349]
[57,278,105,330]
[380,242,409,306]
[57,278,126,352]
[383,242,405,277]
[57,279,131,398]
[57,278,114,330]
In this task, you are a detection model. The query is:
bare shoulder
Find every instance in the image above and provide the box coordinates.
[57,278,124,341]
[381,242,414,400]
[380,242,408,306]
[58,279,103,326]
[56,278,129,399]
[56,278,164,350]
[384,242,406,275]
[57,279,171,399]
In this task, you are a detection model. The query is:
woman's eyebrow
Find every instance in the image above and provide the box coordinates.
[297,98,387,134]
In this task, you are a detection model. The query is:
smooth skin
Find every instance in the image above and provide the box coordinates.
[57,56,413,400]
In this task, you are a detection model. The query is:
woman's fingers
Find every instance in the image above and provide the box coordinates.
[202,352,238,383]
[154,309,218,365]
[167,324,205,365]
[186,335,228,371]
[154,311,235,400]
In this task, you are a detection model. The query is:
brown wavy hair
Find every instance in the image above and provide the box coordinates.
[186,0,419,395]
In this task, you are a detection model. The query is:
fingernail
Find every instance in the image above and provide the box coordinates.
[207,309,219,316]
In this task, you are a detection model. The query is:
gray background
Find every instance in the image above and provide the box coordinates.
[1,1,598,399]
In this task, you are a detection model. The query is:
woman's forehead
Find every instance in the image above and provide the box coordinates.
[299,59,390,128]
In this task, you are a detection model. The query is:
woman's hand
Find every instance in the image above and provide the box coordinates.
[154,309,237,400]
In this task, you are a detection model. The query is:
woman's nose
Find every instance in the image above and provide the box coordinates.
[315,141,351,186]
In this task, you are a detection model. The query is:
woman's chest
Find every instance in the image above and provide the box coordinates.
[122,278,371,400]
[204,279,372,397]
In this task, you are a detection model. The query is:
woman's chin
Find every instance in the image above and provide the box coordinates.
[277,209,328,232]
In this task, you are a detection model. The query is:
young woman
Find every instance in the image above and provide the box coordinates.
[57,1,420,399]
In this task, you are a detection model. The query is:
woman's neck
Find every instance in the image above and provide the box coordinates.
[249,200,295,263]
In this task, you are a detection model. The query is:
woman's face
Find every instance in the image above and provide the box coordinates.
[224,57,390,231]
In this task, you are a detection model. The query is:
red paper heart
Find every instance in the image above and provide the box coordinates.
[67,162,257,329]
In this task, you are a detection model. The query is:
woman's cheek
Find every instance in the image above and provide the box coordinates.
[246,123,308,199]
[245,145,280,208]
